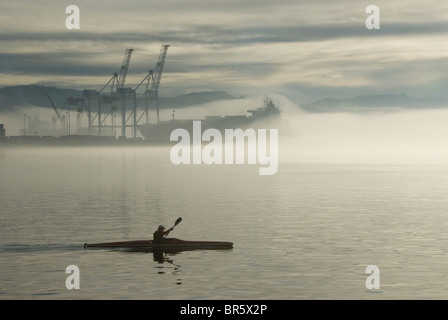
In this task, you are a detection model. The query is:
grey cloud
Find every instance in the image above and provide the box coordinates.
[1,20,448,46]
[0,51,282,83]
[0,52,116,76]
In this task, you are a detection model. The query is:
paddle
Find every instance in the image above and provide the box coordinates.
[165,217,182,237]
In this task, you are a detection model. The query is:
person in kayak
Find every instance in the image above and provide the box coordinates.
[153,225,173,244]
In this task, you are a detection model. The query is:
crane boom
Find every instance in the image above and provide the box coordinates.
[151,45,170,91]
[46,94,62,121]
[118,49,134,89]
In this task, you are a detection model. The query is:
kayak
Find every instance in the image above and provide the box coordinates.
[84,238,233,251]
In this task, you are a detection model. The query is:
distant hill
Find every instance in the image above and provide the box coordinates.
[0,85,237,112]
[4,86,446,114]
[0,85,82,112]
[158,91,236,109]
[302,93,448,112]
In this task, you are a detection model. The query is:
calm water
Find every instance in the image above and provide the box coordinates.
[1,146,448,299]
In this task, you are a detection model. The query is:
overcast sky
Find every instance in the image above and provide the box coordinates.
[1,0,448,102]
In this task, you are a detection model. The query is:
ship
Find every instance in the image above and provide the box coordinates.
[137,97,281,144]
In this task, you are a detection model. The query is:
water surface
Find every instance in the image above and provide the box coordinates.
[1,146,448,299]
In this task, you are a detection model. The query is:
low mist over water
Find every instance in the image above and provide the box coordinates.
[280,104,448,160]
[2,94,448,160]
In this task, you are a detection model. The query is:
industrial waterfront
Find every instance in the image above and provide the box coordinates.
[0,44,283,148]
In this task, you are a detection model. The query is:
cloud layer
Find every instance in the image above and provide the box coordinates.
[1,0,448,101]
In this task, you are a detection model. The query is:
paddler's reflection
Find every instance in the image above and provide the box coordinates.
[153,250,182,285]
[153,250,173,263]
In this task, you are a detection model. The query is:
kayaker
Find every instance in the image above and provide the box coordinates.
[153,225,172,244]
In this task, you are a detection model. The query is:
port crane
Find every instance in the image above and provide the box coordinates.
[135,44,170,124]
[46,94,63,123]
[96,48,135,137]
[79,48,135,137]
[46,49,134,136]
[52,45,169,138]
[47,93,84,134]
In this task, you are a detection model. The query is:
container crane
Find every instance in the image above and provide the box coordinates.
[93,48,134,136]
[135,45,170,124]
[46,94,63,122]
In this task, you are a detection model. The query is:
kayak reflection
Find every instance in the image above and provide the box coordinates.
[84,238,233,286]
